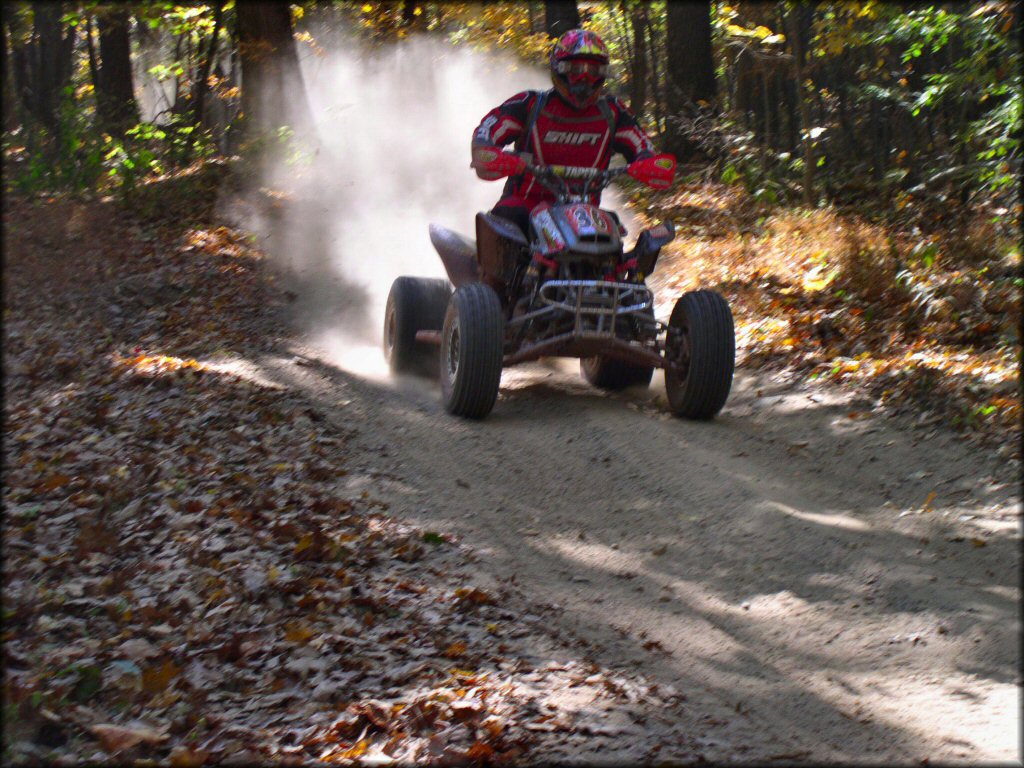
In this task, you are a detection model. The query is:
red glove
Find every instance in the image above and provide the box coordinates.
[628,153,676,189]
[471,147,526,181]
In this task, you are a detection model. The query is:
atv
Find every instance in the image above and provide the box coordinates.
[383,158,735,420]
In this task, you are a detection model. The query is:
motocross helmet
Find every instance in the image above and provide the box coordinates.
[550,29,609,109]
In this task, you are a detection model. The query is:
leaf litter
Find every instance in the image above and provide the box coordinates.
[634,181,1020,456]
[3,182,696,764]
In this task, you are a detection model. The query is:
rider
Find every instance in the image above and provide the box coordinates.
[471,28,676,238]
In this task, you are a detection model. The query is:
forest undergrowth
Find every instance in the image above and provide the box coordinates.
[630,179,1021,457]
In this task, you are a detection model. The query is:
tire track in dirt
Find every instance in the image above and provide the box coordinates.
[259,346,1019,763]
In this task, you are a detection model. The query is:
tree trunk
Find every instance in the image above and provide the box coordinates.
[788,7,815,206]
[1,11,19,131]
[664,0,716,157]
[627,2,647,118]
[4,10,29,123]
[835,53,861,161]
[192,1,225,128]
[544,0,579,37]
[643,10,664,134]
[527,2,541,35]
[96,6,139,137]
[31,3,62,129]
[236,1,314,137]
[9,3,76,133]
[85,16,98,92]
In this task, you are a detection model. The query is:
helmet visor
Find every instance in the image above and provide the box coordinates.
[554,59,608,79]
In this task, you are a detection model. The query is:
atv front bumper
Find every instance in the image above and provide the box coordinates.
[502,279,669,367]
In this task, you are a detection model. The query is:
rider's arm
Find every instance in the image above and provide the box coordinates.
[608,96,676,189]
[471,91,532,180]
[607,95,657,163]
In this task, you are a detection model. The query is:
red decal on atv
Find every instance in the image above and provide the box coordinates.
[532,254,558,270]
[530,204,566,254]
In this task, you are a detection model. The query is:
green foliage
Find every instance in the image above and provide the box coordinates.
[437,3,551,59]
[4,0,1018,224]
[5,1,227,197]
[5,111,215,196]
[103,118,214,192]
[3,90,106,194]
[839,4,1019,208]
[233,123,314,174]
[699,2,1020,218]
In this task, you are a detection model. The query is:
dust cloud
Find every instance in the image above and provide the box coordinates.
[243,34,642,380]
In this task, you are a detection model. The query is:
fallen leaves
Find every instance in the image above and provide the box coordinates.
[454,587,496,608]
[34,474,73,493]
[2,185,697,765]
[168,744,210,766]
[921,491,939,513]
[641,182,1020,455]
[284,623,316,644]
[91,722,168,753]
[443,641,468,659]
[142,659,182,694]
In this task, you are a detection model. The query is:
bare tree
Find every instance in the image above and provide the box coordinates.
[787,6,815,206]
[627,2,647,117]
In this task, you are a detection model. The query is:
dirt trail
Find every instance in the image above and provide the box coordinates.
[251,336,1018,763]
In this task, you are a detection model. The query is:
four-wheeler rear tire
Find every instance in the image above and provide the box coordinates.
[580,357,655,390]
[580,306,656,390]
[664,290,735,419]
[440,283,504,419]
[384,277,452,377]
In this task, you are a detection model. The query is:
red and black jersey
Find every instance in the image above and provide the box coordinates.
[472,89,656,211]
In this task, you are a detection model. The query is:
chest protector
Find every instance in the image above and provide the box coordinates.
[508,92,616,201]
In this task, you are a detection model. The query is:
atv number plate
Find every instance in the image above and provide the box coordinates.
[563,204,615,239]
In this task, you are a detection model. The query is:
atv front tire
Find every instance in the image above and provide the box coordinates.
[440,283,504,419]
[384,277,451,377]
[665,290,734,419]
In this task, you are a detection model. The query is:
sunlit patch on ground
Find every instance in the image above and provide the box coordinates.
[183,226,258,259]
[500,359,583,390]
[112,353,209,377]
[317,336,392,381]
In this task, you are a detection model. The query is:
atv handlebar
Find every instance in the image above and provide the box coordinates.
[522,158,628,202]
[530,163,628,180]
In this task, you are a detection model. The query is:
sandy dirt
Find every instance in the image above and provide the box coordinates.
[238,327,1020,764]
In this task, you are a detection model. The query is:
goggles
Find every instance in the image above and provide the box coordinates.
[554,58,608,79]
